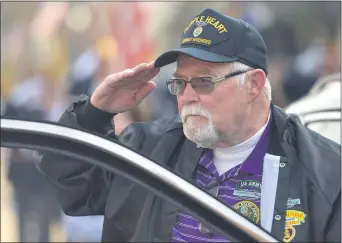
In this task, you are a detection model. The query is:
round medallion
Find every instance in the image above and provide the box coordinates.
[232,200,260,224]
[283,223,296,242]
[193,27,203,37]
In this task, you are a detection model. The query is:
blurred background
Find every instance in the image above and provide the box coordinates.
[1,1,341,242]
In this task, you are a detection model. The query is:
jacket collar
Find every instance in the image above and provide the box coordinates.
[268,104,290,156]
[174,139,203,181]
[270,104,290,141]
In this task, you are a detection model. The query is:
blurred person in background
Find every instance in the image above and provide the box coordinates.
[62,48,105,242]
[68,49,102,102]
[285,73,341,144]
[68,48,139,136]
[3,70,61,242]
[62,215,104,242]
[282,38,340,104]
[1,97,6,115]
[37,8,340,242]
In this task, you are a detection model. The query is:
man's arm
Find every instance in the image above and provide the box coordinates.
[36,96,118,216]
[36,62,160,216]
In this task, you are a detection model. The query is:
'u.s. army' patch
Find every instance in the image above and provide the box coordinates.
[236,180,262,190]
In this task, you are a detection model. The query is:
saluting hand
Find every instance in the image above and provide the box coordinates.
[90,62,160,113]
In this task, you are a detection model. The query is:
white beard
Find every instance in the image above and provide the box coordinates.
[181,104,220,148]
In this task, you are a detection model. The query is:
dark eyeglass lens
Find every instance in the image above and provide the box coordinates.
[190,77,214,94]
[168,79,185,95]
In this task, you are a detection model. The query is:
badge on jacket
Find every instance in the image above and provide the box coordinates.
[285,210,306,226]
[287,198,301,209]
[283,223,296,242]
[232,200,260,224]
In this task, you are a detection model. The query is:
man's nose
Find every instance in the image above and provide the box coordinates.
[179,82,199,102]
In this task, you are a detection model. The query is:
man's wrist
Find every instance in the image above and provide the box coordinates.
[77,96,116,132]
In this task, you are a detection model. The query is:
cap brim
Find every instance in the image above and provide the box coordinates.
[154,47,239,68]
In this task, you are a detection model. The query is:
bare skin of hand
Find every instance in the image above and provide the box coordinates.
[90,62,160,113]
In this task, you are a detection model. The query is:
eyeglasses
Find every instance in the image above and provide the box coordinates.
[166,69,251,95]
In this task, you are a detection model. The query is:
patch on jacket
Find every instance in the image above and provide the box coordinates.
[285,210,306,226]
[232,200,260,224]
[283,224,296,242]
[287,198,301,209]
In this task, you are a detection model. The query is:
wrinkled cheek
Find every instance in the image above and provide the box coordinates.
[213,103,240,129]
[211,117,232,135]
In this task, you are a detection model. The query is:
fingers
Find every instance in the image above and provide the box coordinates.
[136,67,160,84]
[120,64,160,90]
[132,61,156,72]
[135,81,156,102]
[129,62,160,81]
[106,62,160,86]
[127,62,158,79]
[131,62,150,73]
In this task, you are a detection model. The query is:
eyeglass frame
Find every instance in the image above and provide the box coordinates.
[166,69,252,95]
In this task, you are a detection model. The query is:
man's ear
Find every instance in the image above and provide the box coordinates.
[247,69,266,102]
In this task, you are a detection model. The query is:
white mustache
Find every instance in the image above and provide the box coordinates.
[181,104,211,123]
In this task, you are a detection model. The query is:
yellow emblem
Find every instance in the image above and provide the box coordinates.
[286,210,306,226]
[232,200,260,224]
[283,223,296,242]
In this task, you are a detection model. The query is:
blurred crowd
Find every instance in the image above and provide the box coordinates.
[1,1,340,242]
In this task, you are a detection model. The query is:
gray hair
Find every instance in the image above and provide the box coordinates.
[230,62,272,101]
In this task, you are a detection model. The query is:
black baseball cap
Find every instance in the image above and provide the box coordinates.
[154,8,268,74]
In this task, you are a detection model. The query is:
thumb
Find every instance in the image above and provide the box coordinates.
[135,81,156,102]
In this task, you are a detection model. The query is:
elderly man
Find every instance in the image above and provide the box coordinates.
[38,8,340,242]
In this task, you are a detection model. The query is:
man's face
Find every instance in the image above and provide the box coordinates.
[175,55,250,148]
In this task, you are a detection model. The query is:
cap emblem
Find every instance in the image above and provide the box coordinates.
[193,21,207,37]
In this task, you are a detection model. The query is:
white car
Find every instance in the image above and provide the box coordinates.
[285,73,341,144]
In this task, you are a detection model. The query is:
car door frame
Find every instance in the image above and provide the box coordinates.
[1,118,279,242]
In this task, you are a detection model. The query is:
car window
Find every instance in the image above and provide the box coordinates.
[1,147,69,242]
[1,119,277,242]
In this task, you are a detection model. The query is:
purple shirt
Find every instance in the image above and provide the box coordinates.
[170,120,271,242]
